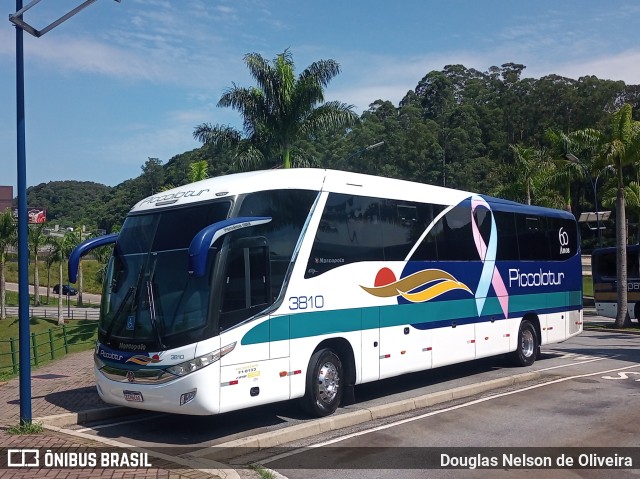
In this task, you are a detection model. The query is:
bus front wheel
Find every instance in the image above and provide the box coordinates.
[512,320,538,367]
[301,348,344,417]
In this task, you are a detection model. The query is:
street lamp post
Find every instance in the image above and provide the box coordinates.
[14,0,30,425]
[565,153,611,247]
[10,0,121,426]
[340,141,385,169]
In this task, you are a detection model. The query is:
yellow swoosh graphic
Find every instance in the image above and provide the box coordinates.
[126,355,161,366]
[398,278,472,303]
[360,268,472,303]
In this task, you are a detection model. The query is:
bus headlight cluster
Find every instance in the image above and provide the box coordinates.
[166,342,236,377]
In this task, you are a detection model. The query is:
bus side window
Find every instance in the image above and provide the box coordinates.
[594,252,616,279]
[629,252,640,280]
[219,237,270,332]
[516,215,551,261]
[494,211,519,261]
[437,205,477,261]
[305,194,384,277]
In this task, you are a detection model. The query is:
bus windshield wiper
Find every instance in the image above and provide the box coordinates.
[145,254,165,350]
[146,279,165,350]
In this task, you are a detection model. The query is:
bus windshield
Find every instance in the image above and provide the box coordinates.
[99,201,231,350]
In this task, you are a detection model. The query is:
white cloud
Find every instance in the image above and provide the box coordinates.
[327,51,495,111]
[542,49,640,84]
[23,33,168,81]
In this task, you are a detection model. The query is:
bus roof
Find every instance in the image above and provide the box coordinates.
[130,168,472,213]
[129,168,575,220]
[592,243,640,256]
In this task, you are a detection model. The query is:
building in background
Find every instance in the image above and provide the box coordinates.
[0,186,12,213]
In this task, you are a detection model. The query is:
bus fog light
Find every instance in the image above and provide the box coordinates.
[180,389,197,406]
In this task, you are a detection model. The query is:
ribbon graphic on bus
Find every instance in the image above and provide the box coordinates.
[471,195,509,318]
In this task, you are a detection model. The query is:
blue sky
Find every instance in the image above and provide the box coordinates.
[1,0,640,192]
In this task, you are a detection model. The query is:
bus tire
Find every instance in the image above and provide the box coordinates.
[512,320,537,367]
[301,348,343,417]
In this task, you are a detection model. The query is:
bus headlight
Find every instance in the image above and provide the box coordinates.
[166,342,236,377]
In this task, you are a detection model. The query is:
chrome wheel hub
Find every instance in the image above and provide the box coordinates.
[317,361,339,403]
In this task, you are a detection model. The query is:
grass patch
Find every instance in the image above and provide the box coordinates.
[584,322,640,333]
[6,421,44,435]
[4,258,103,295]
[0,315,97,377]
[249,465,276,479]
[583,276,593,297]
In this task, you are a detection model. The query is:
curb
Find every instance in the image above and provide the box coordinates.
[37,406,138,428]
[190,370,543,462]
[584,323,640,335]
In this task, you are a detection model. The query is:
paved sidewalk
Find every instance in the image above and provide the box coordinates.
[0,351,225,479]
[0,350,105,427]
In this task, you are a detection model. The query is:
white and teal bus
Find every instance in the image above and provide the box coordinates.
[70,169,583,417]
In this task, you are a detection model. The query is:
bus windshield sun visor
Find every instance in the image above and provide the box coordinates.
[68,233,118,284]
[188,216,272,277]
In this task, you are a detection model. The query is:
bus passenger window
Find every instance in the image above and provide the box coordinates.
[219,238,270,331]
[306,194,384,277]
[516,215,551,261]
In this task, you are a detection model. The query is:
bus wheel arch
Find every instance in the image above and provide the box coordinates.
[512,314,540,367]
[300,338,355,417]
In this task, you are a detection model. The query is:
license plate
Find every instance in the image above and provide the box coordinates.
[123,390,144,402]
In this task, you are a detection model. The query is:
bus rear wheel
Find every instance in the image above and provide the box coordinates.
[301,348,343,417]
[512,320,538,367]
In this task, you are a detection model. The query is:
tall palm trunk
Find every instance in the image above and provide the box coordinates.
[57,261,64,325]
[283,148,291,169]
[33,251,40,306]
[46,264,51,304]
[0,257,5,320]
[563,183,572,213]
[615,179,631,327]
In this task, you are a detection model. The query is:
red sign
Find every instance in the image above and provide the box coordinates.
[27,208,46,224]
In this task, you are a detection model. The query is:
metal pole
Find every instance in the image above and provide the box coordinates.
[340,141,385,169]
[16,0,32,425]
[11,0,120,426]
[593,176,602,247]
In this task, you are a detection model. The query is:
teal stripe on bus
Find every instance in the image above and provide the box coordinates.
[240,291,582,345]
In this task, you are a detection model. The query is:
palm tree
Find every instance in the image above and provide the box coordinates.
[64,229,83,305]
[194,50,358,170]
[600,104,640,328]
[602,182,640,244]
[44,243,55,305]
[28,223,47,306]
[47,236,65,325]
[0,209,17,320]
[507,144,550,205]
[88,231,114,287]
[189,160,209,182]
[549,127,612,213]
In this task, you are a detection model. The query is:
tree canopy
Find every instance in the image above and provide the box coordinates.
[16,60,640,246]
